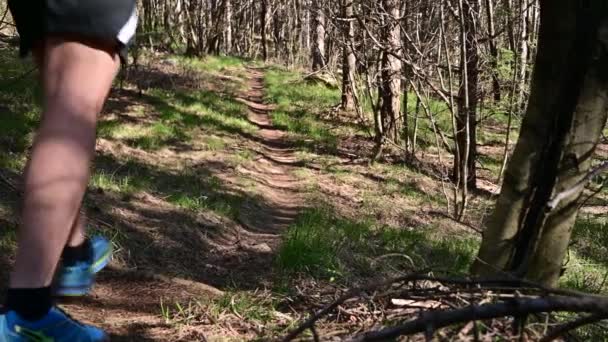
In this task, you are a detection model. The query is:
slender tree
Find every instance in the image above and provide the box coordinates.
[311,0,326,71]
[341,0,357,110]
[454,0,480,192]
[379,0,402,145]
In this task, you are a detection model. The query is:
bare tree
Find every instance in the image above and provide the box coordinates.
[454,0,480,197]
[341,0,357,110]
[311,0,326,71]
[377,0,402,152]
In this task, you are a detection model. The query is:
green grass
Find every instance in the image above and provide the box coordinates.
[177,55,248,74]
[264,68,340,151]
[91,155,242,219]
[403,92,453,148]
[478,154,502,175]
[149,88,257,136]
[202,136,227,151]
[211,292,277,323]
[0,48,41,170]
[160,291,285,339]
[276,207,479,280]
[561,215,608,294]
[90,170,152,195]
[383,178,426,200]
[98,62,254,153]
[99,121,191,151]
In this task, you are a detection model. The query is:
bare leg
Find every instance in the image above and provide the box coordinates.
[32,45,88,251]
[66,211,87,248]
[10,36,119,289]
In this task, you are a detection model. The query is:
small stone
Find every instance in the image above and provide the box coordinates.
[250,243,272,254]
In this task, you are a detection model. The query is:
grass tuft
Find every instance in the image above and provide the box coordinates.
[276,207,479,280]
[264,68,340,151]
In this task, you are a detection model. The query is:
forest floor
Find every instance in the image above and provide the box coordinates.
[1,48,607,340]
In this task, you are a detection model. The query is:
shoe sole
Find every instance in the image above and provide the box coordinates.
[91,245,113,274]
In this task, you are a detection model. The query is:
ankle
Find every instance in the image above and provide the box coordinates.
[5,287,53,321]
[62,238,92,266]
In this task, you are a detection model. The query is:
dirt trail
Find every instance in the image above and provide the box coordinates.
[236,68,305,237]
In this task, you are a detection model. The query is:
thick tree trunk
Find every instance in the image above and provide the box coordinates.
[341,0,356,111]
[472,0,608,287]
[379,0,402,144]
[311,0,326,71]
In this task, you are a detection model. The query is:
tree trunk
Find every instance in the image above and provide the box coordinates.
[311,0,326,71]
[225,0,233,54]
[379,0,402,145]
[516,0,529,111]
[185,0,199,56]
[486,0,501,102]
[504,0,516,52]
[261,0,269,61]
[471,0,608,287]
[454,0,479,191]
[341,0,356,111]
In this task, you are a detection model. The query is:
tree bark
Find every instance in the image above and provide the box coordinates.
[454,0,479,191]
[379,0,402,145]
[471,0,608,287]
[261,0,269,61]
[312,0,326,71]
[225,0,233,54]
[486,0,501,102]
[341,0,357,111]
[516,0,530,112]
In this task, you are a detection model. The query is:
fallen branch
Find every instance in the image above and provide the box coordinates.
[539,314,607,342]
[347,296,608,341]
[280,271,429,342]
[280,273,581,341]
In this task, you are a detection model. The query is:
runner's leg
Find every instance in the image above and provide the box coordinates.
[66,212,87,248]
[30,46,91,254]
[9,36,119,294]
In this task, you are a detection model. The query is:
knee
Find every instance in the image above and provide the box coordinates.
[44,93,105,126]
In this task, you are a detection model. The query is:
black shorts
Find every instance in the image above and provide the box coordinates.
[8,0,138,63]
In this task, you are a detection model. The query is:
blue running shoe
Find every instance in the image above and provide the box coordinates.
[0,307,108,341]
[54,236,113,297]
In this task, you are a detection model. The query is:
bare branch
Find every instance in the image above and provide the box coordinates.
[347,296,608,341]
[547,160,608,210]
[539,314,607,342]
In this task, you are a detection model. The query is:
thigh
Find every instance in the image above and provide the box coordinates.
[41,37,120,122]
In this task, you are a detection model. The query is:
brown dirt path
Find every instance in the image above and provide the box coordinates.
[235,68,305,238]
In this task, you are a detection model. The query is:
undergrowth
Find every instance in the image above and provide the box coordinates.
[264,68,340,152]
[276,207,479,281]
